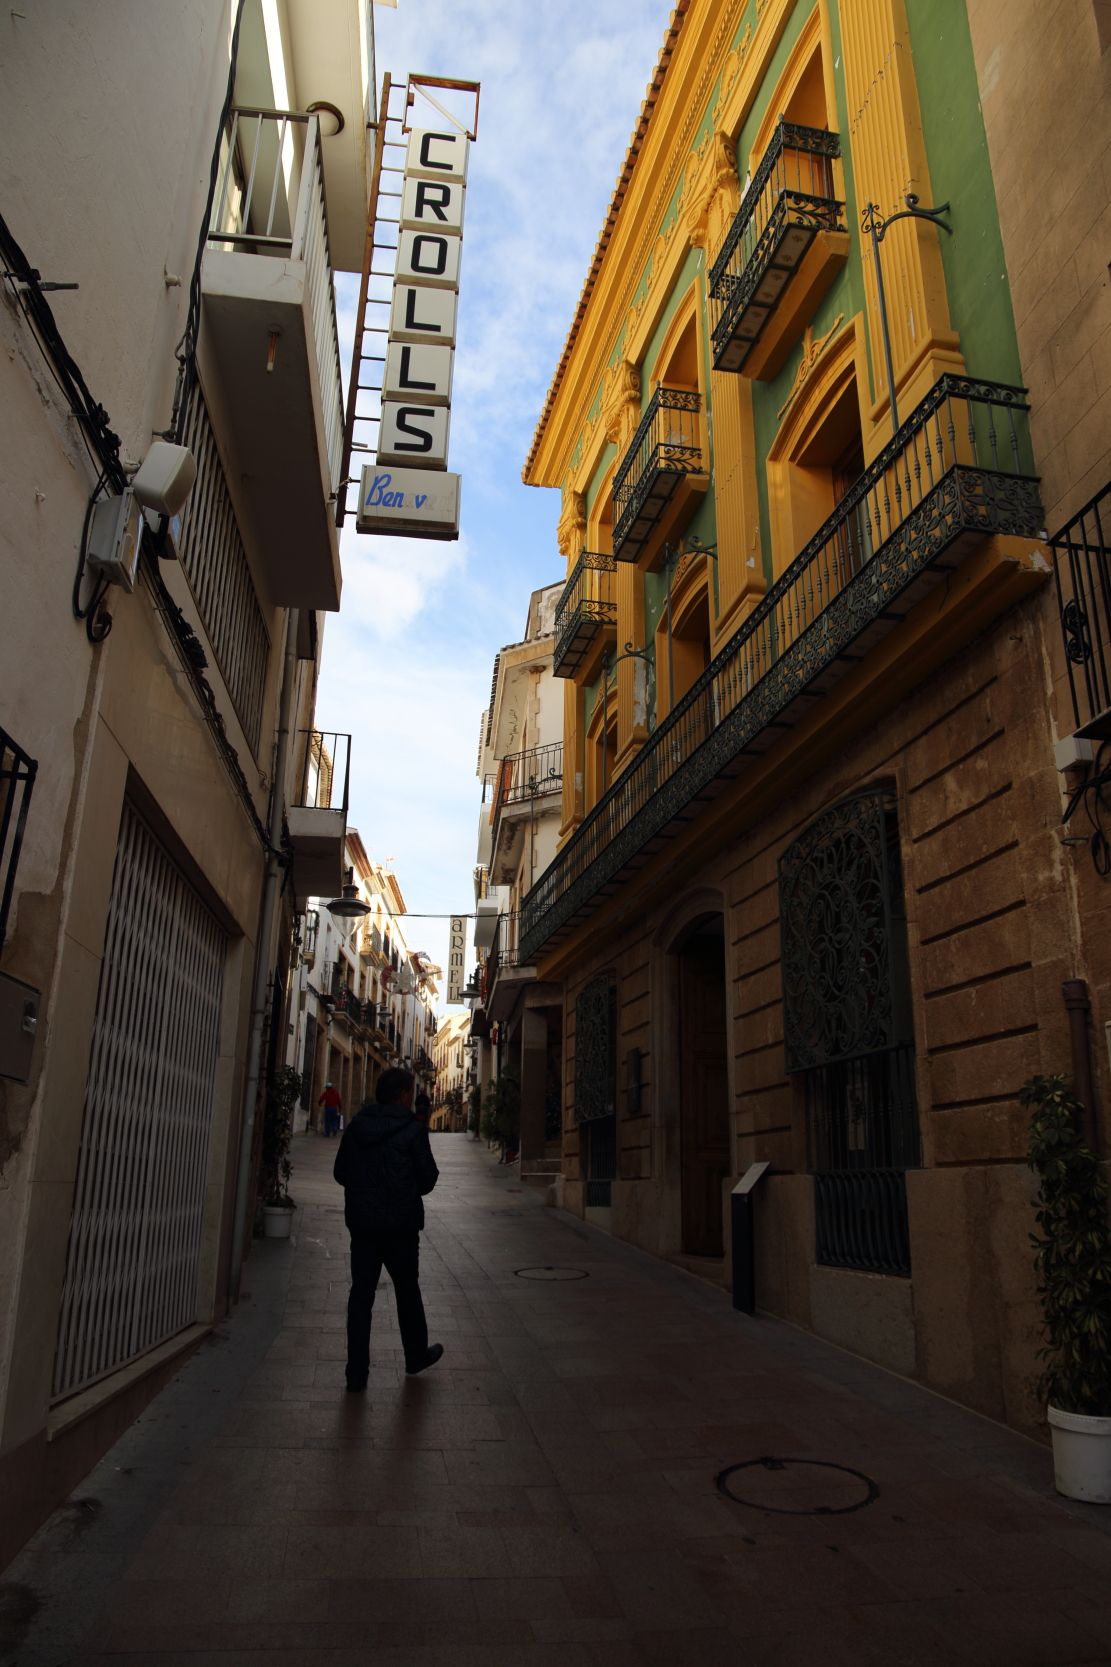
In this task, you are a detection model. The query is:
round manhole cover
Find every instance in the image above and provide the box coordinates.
[715,1457,878,1516]
[514,1265,589,1281]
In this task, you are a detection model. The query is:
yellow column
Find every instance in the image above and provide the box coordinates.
[839,0,963,439]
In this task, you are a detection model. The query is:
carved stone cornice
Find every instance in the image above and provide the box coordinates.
[557,489,586,558]
[602,358,641,447]
[686,130,740,254]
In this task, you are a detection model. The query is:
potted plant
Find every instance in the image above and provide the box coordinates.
[1022,1073,1111,1502]
[260,1064,304,1239]
[467,1083,482,1139]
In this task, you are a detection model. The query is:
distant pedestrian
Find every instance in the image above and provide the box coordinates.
[319,1081,342,1137]
[414,1091,431,1126]
[333,1066,443,1391]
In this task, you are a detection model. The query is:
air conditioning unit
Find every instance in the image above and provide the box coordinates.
[87,489,144,591]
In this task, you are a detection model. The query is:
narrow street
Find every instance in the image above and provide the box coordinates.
[4,1132,1111,1667]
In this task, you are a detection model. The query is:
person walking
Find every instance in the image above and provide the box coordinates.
[319,1080,343,1137]
[333,1066,443,1391]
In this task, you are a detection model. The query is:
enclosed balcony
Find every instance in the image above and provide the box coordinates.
[489,744,563,884]
[521,377,1043,962]
[287,730,350,902]
[553,552,618,677]
[201,108,344,611]
[611,386,707,565]
[709,119,848,379]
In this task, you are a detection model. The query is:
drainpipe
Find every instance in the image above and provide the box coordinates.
[229,607,299,1302]
[1062,977,1102,1153]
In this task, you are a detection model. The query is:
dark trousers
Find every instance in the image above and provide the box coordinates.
[347,1229,428,1380]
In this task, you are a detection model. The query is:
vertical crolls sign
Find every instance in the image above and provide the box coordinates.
[359,126,469,540]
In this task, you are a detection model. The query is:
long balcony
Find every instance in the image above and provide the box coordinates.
[612,386,707,565]
[1051,482,1111,740]
[554,552,618,677]
[709,119,848,378]
[201,108,344,611]
[287,730,350,902]
[521,377,1043,962]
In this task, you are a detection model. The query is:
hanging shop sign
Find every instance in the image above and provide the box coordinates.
[358,125,470,541]
[447,914,467,1005]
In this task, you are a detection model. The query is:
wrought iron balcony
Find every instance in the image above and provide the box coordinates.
[612,385,706,563]
[483,912,525,1015]
[521,376,1042,962]
[491,743,563,849]
[554,552,618,677]
[202,107,344,610]
[709,119,846,375]
[0,728,37,951]
[1052,482,1111,739]
[287,730,350,902]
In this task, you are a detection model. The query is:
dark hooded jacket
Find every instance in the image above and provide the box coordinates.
[333,1099,439,1234]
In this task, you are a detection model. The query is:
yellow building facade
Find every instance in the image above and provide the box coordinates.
[523,0,1109,1431]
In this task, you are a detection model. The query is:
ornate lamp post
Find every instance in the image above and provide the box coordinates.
[861,194,952,434]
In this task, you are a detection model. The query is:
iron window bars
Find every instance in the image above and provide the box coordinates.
[709,119,846,374]
[612,385,704,563]
[1051,481,1111,739]
[554,551,618,677]
[521,376,1041,963]
[0,728,37,950]
[779,790,919,1276]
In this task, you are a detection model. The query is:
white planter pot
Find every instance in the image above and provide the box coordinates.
[262,1204,294,1240]
[1048,1405,1111,1503]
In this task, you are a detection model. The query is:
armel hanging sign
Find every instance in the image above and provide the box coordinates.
[358,126,469,541]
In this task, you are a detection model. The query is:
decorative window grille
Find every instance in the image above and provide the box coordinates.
[53,803,227,1400]
[0,727,37,950]
[574,976,617,1205]
[778,789,919,1275]
[176,382,270,754]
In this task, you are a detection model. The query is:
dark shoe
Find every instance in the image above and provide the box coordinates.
[405,1344,443,1376]
[345,1376,367,1393]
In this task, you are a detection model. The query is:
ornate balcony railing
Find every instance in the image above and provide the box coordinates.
[0,728,37,951]
[612,385,705,563]
[521,376,1042,961]
[709,119,846,374]
[554,551,618,676]
[491,743,563,851]
[1051,481,1111,739]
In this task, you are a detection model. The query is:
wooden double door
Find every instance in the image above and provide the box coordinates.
[677,924,730,1258]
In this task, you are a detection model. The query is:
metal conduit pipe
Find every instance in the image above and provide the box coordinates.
[229,608,299,1302]
[1062,977,1102,1154]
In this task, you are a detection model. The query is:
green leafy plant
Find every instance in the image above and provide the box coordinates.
[1023,1073,1111,1416]
[260,1065,303,1208]
[467,1083,481,1136]
[486,1073,520,1154]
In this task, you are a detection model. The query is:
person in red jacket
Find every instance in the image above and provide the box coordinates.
[318,1081,342,1137]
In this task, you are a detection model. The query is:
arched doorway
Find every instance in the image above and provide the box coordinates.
[675,914,730,1257]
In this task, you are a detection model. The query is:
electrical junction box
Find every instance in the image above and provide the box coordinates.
[0,970,40,1083]
[87,488,144,591]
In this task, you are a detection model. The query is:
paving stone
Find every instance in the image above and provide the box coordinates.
[6,1132,1111,1667]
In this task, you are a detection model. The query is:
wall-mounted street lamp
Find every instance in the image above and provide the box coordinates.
[861,194,952,434]
[327,866,370,920]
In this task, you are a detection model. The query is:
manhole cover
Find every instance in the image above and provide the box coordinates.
[514,1265,589,1281]
[715,1457,878,1516]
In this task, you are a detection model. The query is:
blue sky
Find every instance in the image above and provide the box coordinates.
[321,0,675,1004]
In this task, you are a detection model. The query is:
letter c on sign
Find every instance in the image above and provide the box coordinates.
[419,132,456,171]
